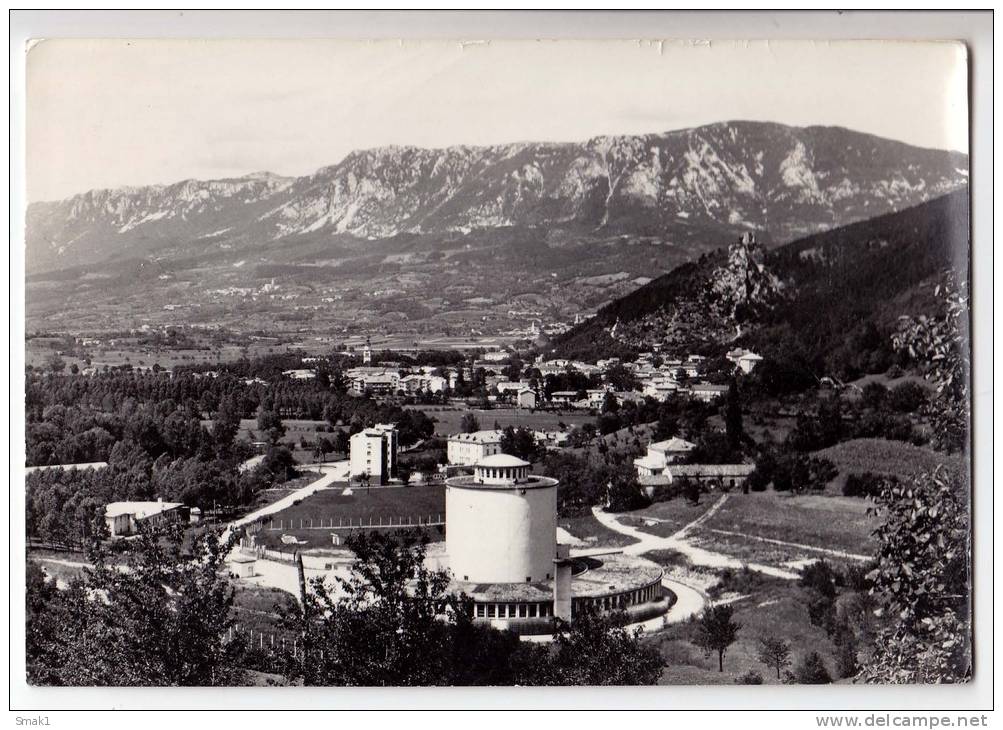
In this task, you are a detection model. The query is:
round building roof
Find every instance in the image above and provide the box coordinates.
[476,453,530,469]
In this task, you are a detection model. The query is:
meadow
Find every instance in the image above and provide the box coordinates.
[650,582,843,685]
[255,484,446,551]
[698,492,878,557]
[408,405,594,437]
[814,437,964,481]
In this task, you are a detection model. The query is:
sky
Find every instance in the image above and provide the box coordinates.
[26,38,969,202]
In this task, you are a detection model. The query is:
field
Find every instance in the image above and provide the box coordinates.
[815,437,965,482]
[26,338,311,372]
[246,470,325,510]
[565,422,656,460]
[557,513,638,548]
[409,405,594,437]
[619,497,713,536]
[650,583,843,685]
[256,484,446,550]
[608,491,879,589]
[700,492,879,557]
[625,491,879,559]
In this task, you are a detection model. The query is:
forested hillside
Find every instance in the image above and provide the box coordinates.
[553,189,969,382]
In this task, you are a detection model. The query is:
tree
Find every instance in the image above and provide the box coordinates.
[282,531,456,686]
[653,408,679,442]
[681,477,701,506]
[459,413,480,434]
[724,379,743,452]
[604,468,651,513]
[757,636,792,680]
[860,467,970,683]
[256,402,285,444]
[887,381,928,413]
[693,604,741,672]
[545,607,665,685]
[892,276,969,453]
[259,445,298,484]
[333,429,350,456]
[212,395,242,451]
[605,363,639,392]
[834,633,859,679]
[500,426,539,462]
[793,651,832,684]
[861,381,888,410]
[27,525,244,686]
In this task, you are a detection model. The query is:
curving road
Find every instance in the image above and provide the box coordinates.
[223,460,351,544]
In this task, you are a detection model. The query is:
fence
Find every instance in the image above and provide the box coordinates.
[265,514,445,531]
[224,623,303,658]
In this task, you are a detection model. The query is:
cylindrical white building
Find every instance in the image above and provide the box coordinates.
[446,454,558,584]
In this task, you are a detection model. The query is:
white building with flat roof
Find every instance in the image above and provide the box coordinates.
[350,423,399,484]
[447,429,505,466]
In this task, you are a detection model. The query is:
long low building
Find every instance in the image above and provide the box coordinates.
[450,552,666,635]
[104,500,188,537]
[637,463,756,490]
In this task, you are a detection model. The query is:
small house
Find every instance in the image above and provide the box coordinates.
[226,553,257,579]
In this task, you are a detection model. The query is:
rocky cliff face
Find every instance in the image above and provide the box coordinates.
[705,233,785,322]
[26,121,968,274]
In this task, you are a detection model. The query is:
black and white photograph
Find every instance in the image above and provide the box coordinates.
[9,11,992,716]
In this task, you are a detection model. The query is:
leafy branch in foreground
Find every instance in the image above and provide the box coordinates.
[27,523,244,686]
[860,467,971,683]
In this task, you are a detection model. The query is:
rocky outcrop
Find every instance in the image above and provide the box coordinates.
[705,233,785,322]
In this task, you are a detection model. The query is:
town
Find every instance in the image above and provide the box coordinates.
[20,30,975,695]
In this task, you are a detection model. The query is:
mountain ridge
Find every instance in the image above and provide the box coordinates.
[27,121,968,276]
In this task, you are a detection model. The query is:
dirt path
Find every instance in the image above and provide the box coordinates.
[669,494,730,539]
[592,499,802,580]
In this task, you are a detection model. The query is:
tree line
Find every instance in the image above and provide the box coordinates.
[27,528,664,687]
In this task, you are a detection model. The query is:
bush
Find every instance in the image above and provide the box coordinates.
[807,592,837,634]
[793,651,832,684]
[833,627,860,679]
[736,670,764,685]
[842,562,875,592]
[887,381,928,413]
[861,382,889,410]
[800,560,839,598]
[711,566,766,599]
[843,471,885,498]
